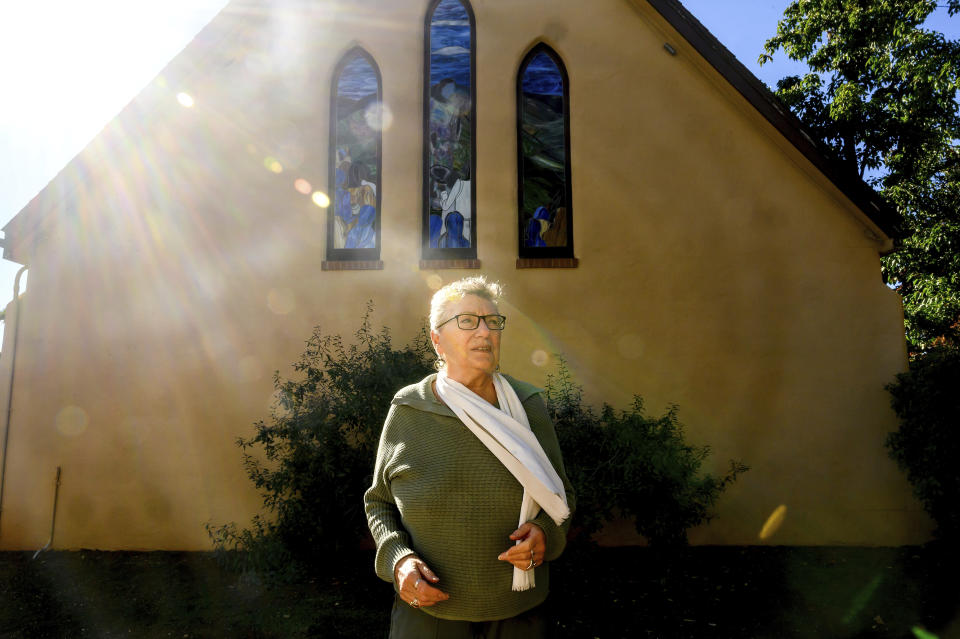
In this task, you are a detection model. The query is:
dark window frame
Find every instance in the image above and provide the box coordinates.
[421,0,478,264]
[326,46,384,265]
[516,42,574,260]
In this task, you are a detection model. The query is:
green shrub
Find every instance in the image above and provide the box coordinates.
[885,344,960,541]
[206,303,435,573]
[546,358,748,547]
[210,308,748,574]
[542,360,620,546]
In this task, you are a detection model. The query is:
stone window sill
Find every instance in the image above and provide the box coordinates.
[516,257,579,269]
[322,260,384,271]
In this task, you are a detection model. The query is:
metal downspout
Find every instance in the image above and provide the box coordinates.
[0,266,28,538]
[33,466,61,558]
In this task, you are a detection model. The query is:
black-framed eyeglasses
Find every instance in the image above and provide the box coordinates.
[436,313,507,331]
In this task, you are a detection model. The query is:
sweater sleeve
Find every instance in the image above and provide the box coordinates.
[363,404,415,584]
[524,394,576,562]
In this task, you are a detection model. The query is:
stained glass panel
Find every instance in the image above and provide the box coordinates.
[518,45,573,258]
[329,49,382,259]
[424,0,475,257]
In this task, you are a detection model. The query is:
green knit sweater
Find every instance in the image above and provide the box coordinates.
[363,373,575,621]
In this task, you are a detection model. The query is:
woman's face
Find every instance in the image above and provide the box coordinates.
[432,294,502,381]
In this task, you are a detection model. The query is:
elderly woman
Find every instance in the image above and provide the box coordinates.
[364,276,575,638]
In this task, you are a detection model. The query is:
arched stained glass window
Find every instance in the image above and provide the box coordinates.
[423,0,477,263]
[326,47,382,266]
[517,44,574,261]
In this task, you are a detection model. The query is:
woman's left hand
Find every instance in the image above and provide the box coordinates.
[497,522,545,571]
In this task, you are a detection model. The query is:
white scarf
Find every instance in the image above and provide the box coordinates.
[434,371,570,591]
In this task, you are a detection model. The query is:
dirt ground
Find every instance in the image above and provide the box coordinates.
[1,545,958,638]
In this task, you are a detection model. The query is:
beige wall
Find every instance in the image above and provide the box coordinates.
[0,0,928,550]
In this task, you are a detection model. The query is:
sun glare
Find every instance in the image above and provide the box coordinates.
[294,178,312,195]
[263,157,283,174]
[759,504,787,540]
[267,288,295,315]
[311,191,330,208]
[364,102,394,132]
[55,405,89,437]
[176,92,195,108]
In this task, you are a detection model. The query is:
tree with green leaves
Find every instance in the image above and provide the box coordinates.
[761,0,960,352]
[762,1,960,541]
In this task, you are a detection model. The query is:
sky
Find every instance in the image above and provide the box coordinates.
[0,0,230,310]
[0,0,958,311]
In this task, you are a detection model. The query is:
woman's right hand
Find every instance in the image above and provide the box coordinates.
[394,554,449,608]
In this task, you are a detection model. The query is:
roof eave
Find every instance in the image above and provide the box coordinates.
[642,0,903,241]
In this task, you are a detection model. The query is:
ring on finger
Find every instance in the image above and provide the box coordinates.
[410,597,420,608]
[526,558,534,570]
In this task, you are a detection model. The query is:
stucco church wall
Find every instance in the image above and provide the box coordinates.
[0,0,927,550]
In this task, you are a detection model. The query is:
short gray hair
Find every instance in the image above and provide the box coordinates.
[429,276,503,331]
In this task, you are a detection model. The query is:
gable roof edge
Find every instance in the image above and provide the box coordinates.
[2,3,240,266]
[639,0,902,245]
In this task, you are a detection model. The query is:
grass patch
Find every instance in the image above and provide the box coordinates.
[1,546,957,638]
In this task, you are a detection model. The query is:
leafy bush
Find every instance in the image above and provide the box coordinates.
[210,309,748,574]
[885,344,960,541]
[546,358,748,547]
[206,303,435,573]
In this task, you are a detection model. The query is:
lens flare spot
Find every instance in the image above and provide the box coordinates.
[912,627,939,639]
[312,191,331,208]
[267,288,295,315]
[156,76,168,88]
[176,92,194,108]
[365,101,394,131]
[758,504,787,541]
[617,333,645,360]
[56,405,89,437]
[842,574,883,625]
[531,350,549,367]
[263,157,283,174]
[426,275,443,291]
[294,178,312,195]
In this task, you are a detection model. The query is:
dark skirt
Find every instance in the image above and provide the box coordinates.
[388,595,550,639]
